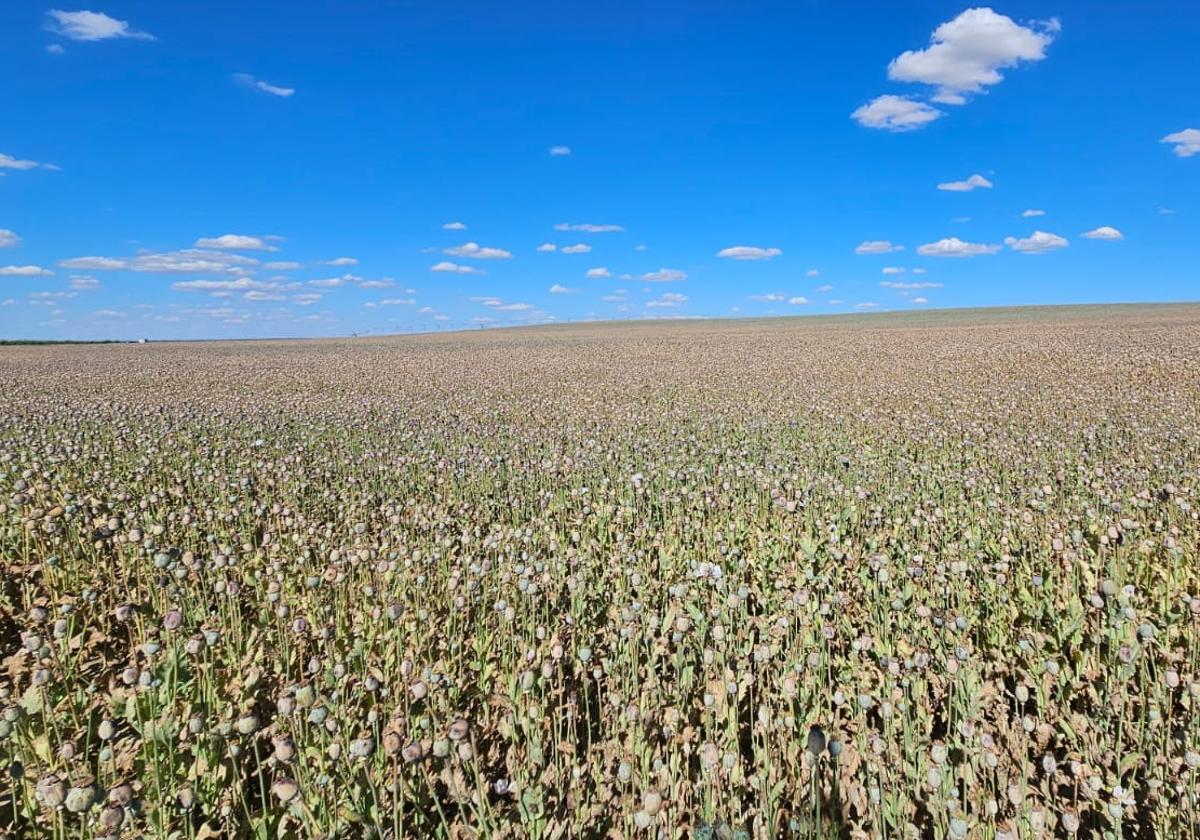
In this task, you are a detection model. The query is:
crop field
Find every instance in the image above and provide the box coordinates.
[2,304,1199,839]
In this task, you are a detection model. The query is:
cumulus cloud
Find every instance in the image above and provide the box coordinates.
[586,267,612,278]
[749,293,785,302]
[549,145,572,156]
[378,298,415,305]
[47,9,154,41]
[549,284,576,294]
[882,266,905,275]
[788,296,809,305]
[445,242,513,259]
[816,284,834,293]
[880,280,943,289]
[61,249,257,274]
[194,233,277,251]
[69,275,100,290]
[1022,208,1046,217]
[293,293,322,306]
[717,246,782,261]
[172,278,296,293]
[937,174,993,192]
[234,73,295,97]
[321,256,358,266]
[0,152,57,171]
[555,223,625,232]
[1161,129,1200,158]
[642,268,687,282]
[913,297,929,304]
[0,265,54,276]
[856,302,881,310]
[430,261,484,275]
[0,229,20,248]
[264,261,300,270]
[646,292,688,309]
[916,237,1000,257]
[851,95,943,131]
[561,243,592,254]
[1081,225,1124,241]
[855,240,904,255]
[442,221,467,230]
[536,243,557,252]
[1004,230,1069,254]
[887,8,1059,104]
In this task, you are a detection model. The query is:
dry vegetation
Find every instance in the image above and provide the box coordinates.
[2,304,1199,839]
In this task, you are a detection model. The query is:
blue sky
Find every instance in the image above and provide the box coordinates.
[1,2,1197,339]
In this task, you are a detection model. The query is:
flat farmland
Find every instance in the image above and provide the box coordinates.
[2,304,1199,838]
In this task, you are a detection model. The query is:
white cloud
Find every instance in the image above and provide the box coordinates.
[816,284,834,293]
[47,9,154,41]
[600,294,627,302]
[1081,225,1124,241]
[378,298,415,305]
[69,274,100,290]
[717,245,782,261]
[430,261,484,275]
[536,243,557,252]
[788,296,809,305]
[549,145,572,156]
[495,302,533,311]
[851,95,943,131]
[912,267,928,274]
[194,233,277,251]
[0,229,20,248]
[642,268,687,282]
[646,292,688,309]
[293,293,322,306]
[61,249,257,274]
[913,297,929,304]
[172,278,295,292]
[806,269,820,277]
[749,293,785,302]
[555,223,625,233]
[307,274,361,288]
[1022,208,1046,217]
[357,278,394,288]
[1004,230,1069,254]
[880,280,943,289]
[264,261,301,270]
[549,284,576,294]
[561,243,592,254]
[445,242,513,259]
[92,308,125,318]
[856,302,881,310]
[0,265,54,276]
[916,237,1000,257]
[233,73,295,97]
[443,221,467,230]
[937,174,993,192]
[244,290,285,302]
[0,152,56,171]
[882,266,905,275]
[887,8,1058,104]
[634,244,648,251]
[855,240,903,255]
[321,256,358,266]
[46,44,65,55]
[586,267,612,278]
[1161,128,1200,158]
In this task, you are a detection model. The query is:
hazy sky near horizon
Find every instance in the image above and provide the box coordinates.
[2,2,1197,339]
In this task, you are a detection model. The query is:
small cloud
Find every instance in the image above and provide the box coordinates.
[646,292,688,309]
[194,233,277,251]
[442,221,467,230]
[916,237,1000,257]
[952,216,972,223]
[855,302,881,310]
[322,256,358,266]
[586,267,612,278]
[816,284,834,293]
[234,73,295,97]
[717,245,782,261]
[642,268,687,282]
[92,308,125,318]
[46,9,154,42]
[69,274,100,290]
[264,261,301,270]
[0,152,56,172]
[1081,225,1124,241]
[378,298,415,305]
[880,280,942,289]
[430,261,484,275]
[1022,208,1046,217]
[788,296,809,305]
[1004,230,1069,254]
[912,268,928,274]
[805,269,820,277]
[549,145,572,156]
[749,293,785,302]
[913,296,929,304]
[600,294,627,302]
[634,244,648,251]
[561,243,592,254]
[445,242,513,259]
[937,174,992,192]
[357,279,394,288]
[1161,128,1200,158]
[549,284,576,294]
[555,223,625,232]
[293,293,322,306]
[0,265,53,276]
[855,240,903,255]
[852,95,942,131]
[536,243,557,252]
[495,302,533,311]
[0,229,21,248]
[881,266,905,275]
[244,290,285,302]
[46,44,65,55]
